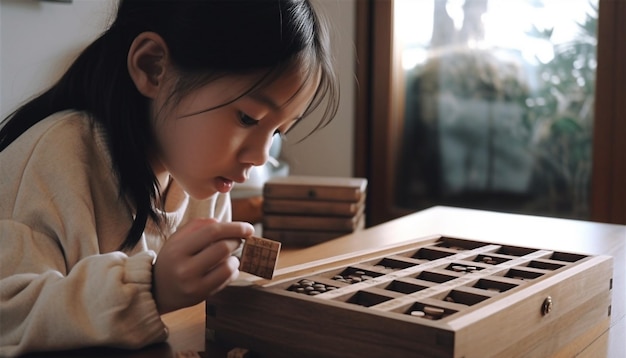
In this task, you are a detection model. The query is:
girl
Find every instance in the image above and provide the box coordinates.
[0,0,338,355]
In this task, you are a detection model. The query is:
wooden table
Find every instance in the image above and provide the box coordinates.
[26,206,626,357]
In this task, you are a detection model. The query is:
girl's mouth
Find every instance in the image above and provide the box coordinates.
[215,177,234,193]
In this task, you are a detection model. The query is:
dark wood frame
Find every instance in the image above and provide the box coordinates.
[355,0,626,226]
[590,0,626,224]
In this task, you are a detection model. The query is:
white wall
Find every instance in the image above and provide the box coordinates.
[0,0,356,177]
[280,0,356,178]
[0,0,117,118]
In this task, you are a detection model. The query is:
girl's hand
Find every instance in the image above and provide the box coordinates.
[152,218,254,314]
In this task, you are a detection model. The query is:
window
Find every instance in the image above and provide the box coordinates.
[355,0,625,226]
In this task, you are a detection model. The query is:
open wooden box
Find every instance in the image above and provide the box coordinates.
[206,235,613,357]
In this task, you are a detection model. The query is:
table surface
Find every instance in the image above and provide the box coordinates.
[25,206,626,357]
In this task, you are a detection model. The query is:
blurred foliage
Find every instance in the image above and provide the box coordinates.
[525,1,597,218]
[396,0,598,220]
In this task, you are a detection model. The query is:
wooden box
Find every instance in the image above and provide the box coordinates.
[206,235,613,358]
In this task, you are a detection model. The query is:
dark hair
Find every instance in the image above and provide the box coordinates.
[0,0,339,250]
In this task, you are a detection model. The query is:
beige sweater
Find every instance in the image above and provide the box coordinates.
[0,111,231,356]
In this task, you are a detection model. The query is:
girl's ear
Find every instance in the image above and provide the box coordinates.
[127,32,169,99]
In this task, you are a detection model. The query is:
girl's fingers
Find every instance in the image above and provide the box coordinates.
[181,220,254,253]
[202,256,240,295]
[190,238,242,275]
[155,220,251,308]
[173,217,218,238]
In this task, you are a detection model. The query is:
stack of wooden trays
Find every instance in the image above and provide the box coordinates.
[261,175,367,246]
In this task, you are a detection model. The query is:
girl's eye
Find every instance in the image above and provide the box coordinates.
[239,112,259,127]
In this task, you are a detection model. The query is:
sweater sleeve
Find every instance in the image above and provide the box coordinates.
[0,113,167,356]
[0,222,167,356]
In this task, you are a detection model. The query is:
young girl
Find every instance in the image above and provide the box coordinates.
[0,0,338,355]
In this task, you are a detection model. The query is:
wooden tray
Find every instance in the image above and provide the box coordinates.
[262,210,365,232]
[263,175,367,202]
[263,196,366,217]
[262,216,366,247]
[206,235,613,358]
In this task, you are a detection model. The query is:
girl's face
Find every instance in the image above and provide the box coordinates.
[150,68,319,200]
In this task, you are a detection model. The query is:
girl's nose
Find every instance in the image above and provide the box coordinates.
[241,133,274,167]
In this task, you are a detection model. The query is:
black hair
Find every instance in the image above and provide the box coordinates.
[0,0,339,251]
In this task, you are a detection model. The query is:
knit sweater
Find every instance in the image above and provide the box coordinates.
[0,110,231,356]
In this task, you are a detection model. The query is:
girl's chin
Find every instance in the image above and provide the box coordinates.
[187,183,232,200]
[187,188,219,201]
[178,178,233,200]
